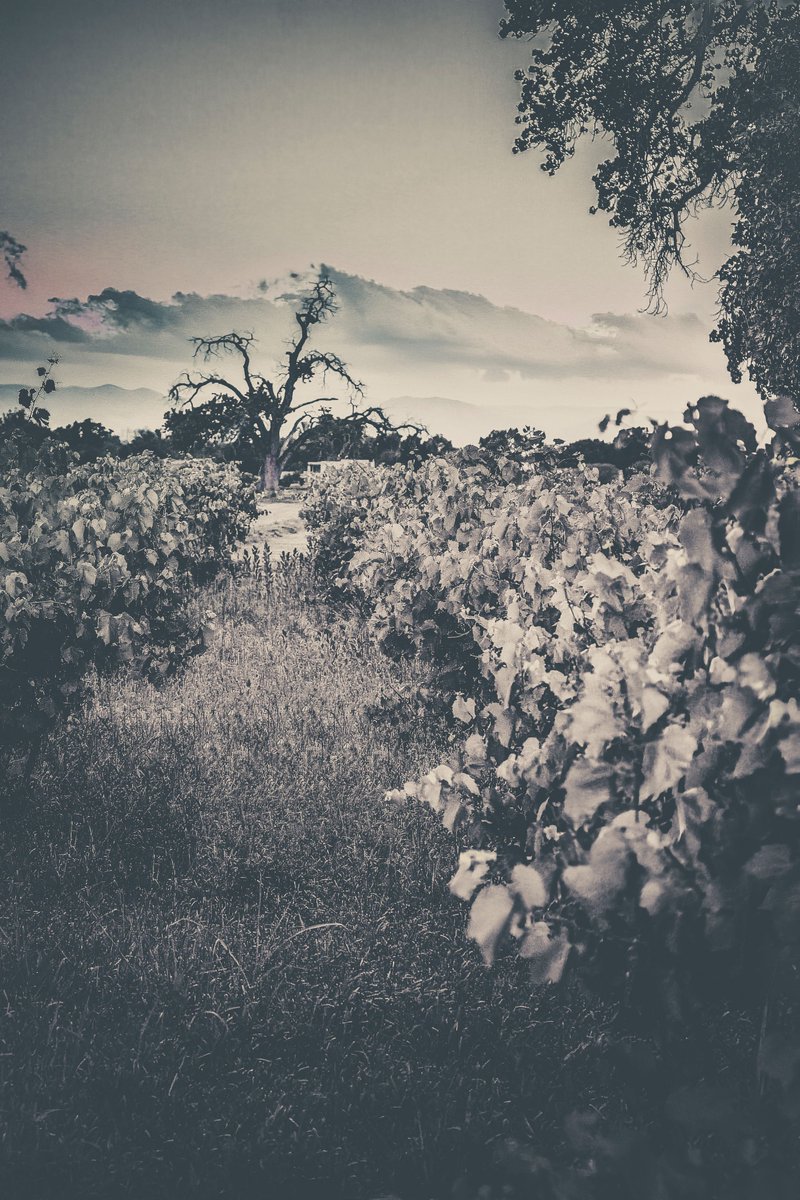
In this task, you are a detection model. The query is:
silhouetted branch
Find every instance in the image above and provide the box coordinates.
[169,372,249,409]
[1,231,27,289]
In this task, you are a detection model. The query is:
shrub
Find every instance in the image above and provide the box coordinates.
[0,449,255,782]
[307,398,800,1194]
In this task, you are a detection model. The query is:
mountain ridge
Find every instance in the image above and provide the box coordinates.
[0,383,504,444]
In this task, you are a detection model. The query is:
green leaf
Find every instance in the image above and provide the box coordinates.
[765,394,800,436]
[450,849,496,901]
[466,884,514,966]
[745,844,792,880]
[679,508,717,570]
[509,863,547,908]
[640,723,696,801]
[568,667,623,755]
[77,560,98,589]
[562,758,613,826]
[3,570,28,598]
[778,727,800,775]
[452,694,476,723]
[639,686,669,733]
[563,830,633,915]
[463,733,488,765]
[519,922,571,985]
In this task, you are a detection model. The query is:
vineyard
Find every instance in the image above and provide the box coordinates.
[1,432,615,1200]
[3,0,800,1192]
[0,433,255,784]
[1,393,799,1197]
[302,394,800,1194]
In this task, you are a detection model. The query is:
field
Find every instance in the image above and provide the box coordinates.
[0,561,613,1200]
[3,2,799,1193]
[2,404,799,1199]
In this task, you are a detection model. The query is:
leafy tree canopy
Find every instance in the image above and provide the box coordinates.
[478,425,546,462]
[283,410,452,470]
[501,0,800,400]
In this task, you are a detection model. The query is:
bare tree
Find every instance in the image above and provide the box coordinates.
[168,273,396,493]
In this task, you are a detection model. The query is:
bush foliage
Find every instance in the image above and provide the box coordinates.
[305,399,800,1195]
[0,444,255,779]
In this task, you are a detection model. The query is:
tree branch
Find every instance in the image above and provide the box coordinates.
[1,231,27,290]
[191,332,257,394]
[169,372,249,408]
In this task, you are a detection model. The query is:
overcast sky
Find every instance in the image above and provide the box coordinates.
[0,0,759,431]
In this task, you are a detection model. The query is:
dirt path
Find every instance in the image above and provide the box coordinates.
[244,493,309,556]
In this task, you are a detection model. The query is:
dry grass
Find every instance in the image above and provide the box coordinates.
[0,565,608,1200]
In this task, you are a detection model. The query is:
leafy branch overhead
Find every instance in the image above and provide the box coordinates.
[16,356,59,427]
[1,231,27,289]
[501,0,800,401]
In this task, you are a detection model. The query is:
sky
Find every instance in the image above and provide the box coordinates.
[0,0,761,437]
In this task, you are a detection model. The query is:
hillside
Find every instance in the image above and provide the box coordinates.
[0,383,168,438]
[1,384,549,446]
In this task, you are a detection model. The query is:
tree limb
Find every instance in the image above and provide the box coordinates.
[169,372,249,408]
[1,231,27,290]
[191,332,257,394]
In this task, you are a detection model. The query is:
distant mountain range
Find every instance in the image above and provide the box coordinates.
[0,384,168,439]
[382,395,556,443]
[0,383,530,445]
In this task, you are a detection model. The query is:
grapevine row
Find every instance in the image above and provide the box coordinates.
[1,439,255,780]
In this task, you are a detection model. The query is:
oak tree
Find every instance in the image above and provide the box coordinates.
[500,0,800,401]
[168,273,393,493]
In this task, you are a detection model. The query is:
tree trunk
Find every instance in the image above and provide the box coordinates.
[260,445,281,495]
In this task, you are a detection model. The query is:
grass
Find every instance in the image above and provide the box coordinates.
[0,562,610,1200]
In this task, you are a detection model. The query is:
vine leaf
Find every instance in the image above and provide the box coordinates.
[563,831,633,915]
[452,695,476,723]
[519,922,571,986]
[640,724,696,802]
[467,884,514,966]
[509,863,547,909]
[562,758,613,826]
[449,850,496,902]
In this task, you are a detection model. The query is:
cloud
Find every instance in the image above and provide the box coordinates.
[0,265,759,438]
[49,288,188,332]
[580,309,711,373]
[0,267,718,380]
[0,287,288,365]
[483,366,511,383]
[0,312,94,358]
